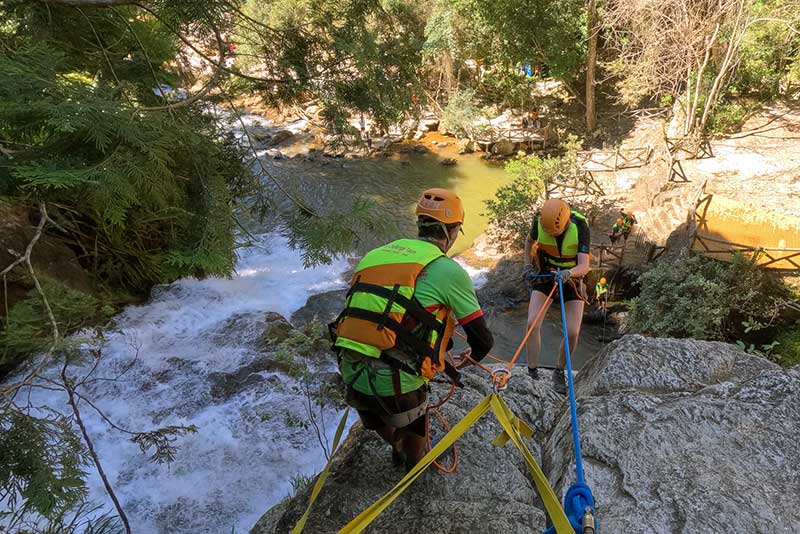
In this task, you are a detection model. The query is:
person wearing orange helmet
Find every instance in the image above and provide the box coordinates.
[522,198,591,394]
[331,188,493,471]
[595,276,608,312]
[609,218,624,244]
[619,209,637,242]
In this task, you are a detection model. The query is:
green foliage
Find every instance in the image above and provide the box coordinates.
[630,256,728,339]
[0,6,253,294]
[774,325,800,368]
[440,89,485,137]
[428,0,585,82]
[630,254,790,341]
[483,136,583,245]
[0,407,88,519]
[236,0,425,130]
[0,280,115,372]
[730,2,800,97]
[706,101,752,134]
[0,500,123,534]
[280,197,396,267]
[272,321,330,379]
[130,425,198,464]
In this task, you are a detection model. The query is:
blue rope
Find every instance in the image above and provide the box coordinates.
[530,272,597,534]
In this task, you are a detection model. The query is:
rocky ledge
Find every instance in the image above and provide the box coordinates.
[251,335,799,534]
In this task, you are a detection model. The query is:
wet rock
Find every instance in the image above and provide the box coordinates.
[0,201,92,315]
[205,312,268,350]
[253,336,800,534]
[413,145,428,154]
[457,138,475,154]
[419,118,440,132]
[249,125,272,143]
[269,129,294,146]
[492,139,515,156]
[264,312,295,346]
[440,157,457,166]
[290,289,347,326]
[372,137,393,150]
[413,130,425,141]
[265,148,284,159]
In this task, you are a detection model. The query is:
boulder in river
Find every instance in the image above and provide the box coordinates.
[440,157,457,166]
[458,138,475,154]
[492,139,516,156]
[419,118,440,132]
[251,335,800,534]
[290,289,347,326]
[264,312,295,346]
[269,129,295,146]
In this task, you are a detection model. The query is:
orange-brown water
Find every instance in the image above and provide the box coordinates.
[693,197,800,269]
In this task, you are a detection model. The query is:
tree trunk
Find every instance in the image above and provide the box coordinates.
[585,0,599,132]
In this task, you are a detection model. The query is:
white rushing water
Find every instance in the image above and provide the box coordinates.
[8,234,356,534]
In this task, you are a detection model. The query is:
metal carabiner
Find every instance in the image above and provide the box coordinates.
[491,368,511,392]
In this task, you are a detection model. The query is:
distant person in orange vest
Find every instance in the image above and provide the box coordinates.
[411,94,419,107]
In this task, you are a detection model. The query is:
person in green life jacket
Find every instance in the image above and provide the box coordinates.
[595,277,608,313]
[620,209,637,242]
[331,188,494,471]
[609,218,624,244]
[522,198,591,394]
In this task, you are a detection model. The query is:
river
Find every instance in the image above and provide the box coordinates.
[2,126,606,534]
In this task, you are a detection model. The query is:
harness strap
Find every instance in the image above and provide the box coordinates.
[376,284,401,331]
[349,281,443,332]
[339,308,436,359]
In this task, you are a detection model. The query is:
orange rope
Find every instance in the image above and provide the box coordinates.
[425,352,459,473]
[424,281,559,472]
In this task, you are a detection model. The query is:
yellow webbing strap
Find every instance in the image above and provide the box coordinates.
[491,414,534,447]
[338,394,494,533]
[489,395,573,534]
[292,407,351,534]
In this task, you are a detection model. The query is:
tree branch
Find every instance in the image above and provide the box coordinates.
[2,203,60,400]
[61,363,132,534]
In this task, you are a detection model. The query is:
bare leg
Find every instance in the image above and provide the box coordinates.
[526,290,553,369]
[556,299,585,369]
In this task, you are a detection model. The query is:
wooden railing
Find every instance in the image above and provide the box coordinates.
[577,145,653,172]
[665,135,714,160]
[546,171,605,200]
[690,186,800,272]
[693,235,800,271]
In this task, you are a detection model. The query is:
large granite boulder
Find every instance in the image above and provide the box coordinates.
[251,336,800,534]
[549,335,800,533]
[251,369,565,534]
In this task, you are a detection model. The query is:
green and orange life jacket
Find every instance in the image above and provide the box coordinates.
[332,239,455,380]
[531,211,588,270]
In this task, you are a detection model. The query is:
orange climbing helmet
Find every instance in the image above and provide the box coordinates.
[416,188,465,225]
[600,277,607,285]
[625,210,634,217]
[616,218,623,225]
[540,198,571,236]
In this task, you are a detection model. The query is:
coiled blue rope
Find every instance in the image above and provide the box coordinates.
[529,272,597,534]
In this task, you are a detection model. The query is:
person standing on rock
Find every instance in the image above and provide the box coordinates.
[522,198,591,394]
[330,188,494,471]
[595,277,608,312]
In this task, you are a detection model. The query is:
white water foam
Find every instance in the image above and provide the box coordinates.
[6,234,355,534]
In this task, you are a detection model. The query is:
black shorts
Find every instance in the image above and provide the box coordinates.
[345,385,427,437]
[529,278,587,303]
